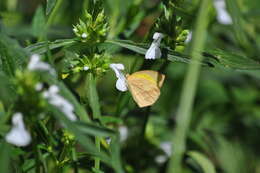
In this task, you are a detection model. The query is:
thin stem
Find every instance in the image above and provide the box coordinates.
[94,137,101,169]
[72,148,79,173]
[141,107,151,139]
[166,0,211,172]
[39,0,63,41]
[46,0,63,28]
[86,73,102,171]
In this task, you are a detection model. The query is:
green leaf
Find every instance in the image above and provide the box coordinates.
[25,39,76,54]
[105,40,208,65]
[0,142,11,173]
[46,0,57,15]
[46,104,111,166]
[204,49,260,70]
[86,73,101,119]
[0,72,17,106]
[0,33,28,76]
[76,121,116,137]
[58,82,90,122]
[106,39,260,70]
[32,6,46,38]
[187,151,216,173]
[33,69,90,122]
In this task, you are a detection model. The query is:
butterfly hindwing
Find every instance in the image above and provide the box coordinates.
[126,70,165,108]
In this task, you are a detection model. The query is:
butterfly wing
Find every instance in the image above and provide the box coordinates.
[127,70,165,108]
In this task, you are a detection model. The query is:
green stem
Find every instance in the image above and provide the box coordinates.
[166,0,210,172]
[39,0,63,41]
[94,137,101,169]
[86,73,102,171]
[72,148,79,173]
[46,0,63,28]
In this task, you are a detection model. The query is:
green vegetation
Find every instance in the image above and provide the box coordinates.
[0,0,260,172]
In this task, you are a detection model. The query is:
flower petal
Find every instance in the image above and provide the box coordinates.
[5,113,31,147]
[116,78,128,92]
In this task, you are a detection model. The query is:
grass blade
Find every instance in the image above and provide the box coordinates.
[167,0,211,172]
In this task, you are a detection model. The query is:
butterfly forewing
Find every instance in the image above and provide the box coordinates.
[126,70,165,108]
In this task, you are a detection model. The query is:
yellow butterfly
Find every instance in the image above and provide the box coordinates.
[126,70,165,108]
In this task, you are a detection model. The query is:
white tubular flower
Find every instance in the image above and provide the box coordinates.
[185,31,192,43]
[28,54,56,75]
[109,63,128,92]
[214,0,232,25]
[145,32,164,60]
[119,126,128,142]
[83,66,89,71]
[5,113,31,147]
[43,85,77,121]
[160,141,172,157]
[81,33,87,38]
[35,83,43,91]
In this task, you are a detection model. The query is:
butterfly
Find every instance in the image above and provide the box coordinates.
[126,70,165,108]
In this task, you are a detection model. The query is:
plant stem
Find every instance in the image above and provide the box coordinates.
[46,0,63,28]
[141,107,151,139]
[86,73,102,171]
[39,0,63,41]
[166,0,210,172]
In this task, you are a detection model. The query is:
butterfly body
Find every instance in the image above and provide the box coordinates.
[126,70,165,108]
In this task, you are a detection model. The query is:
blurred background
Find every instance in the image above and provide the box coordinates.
[1,0,260,172]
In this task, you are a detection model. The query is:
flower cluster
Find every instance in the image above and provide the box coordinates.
[28,54,56,76]
[64,53,110,78]
[43,85,77,121]
[73,10,109,43]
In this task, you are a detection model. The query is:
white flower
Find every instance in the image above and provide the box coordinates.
[155,155,167,164]
[5,113,31,147]
[43,85,77,121]
[185,31,192,43]
[160,141,172,157]
[119,126,128,142]
[28,54,56,76]
[35,83,43,91]
[81,33,87,38]
[109,63,128,92]
[214,0,232,25]
[105,137,112,145]
[145,32,164,60]
[83,66,89,71]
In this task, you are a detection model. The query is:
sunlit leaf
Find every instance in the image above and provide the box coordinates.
[188,151,216,173]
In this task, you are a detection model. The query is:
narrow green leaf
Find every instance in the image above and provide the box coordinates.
[32,6,46,38]
[0,72,17,106]
[46,104,111,165]
[205,49,260,70]
[25,39,76,54]
[188,151,216,173]
[46,0,57,15]
[106,39,260,70]
[58,82,90,122]
[167,0,211,172]
[76,121,116,137]
[105,40,209,65]
[0,33,28,76]
[86,73,101,119]
[0,142,11,173]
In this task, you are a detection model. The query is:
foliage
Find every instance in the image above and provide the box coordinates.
[0,0,260,173]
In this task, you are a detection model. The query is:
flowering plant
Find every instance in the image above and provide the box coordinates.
[0,0,260,173]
